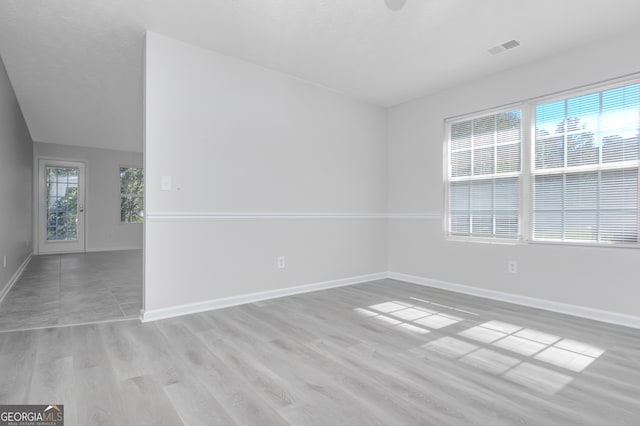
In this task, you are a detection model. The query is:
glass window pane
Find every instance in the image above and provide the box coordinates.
[450,182,470,211]
[470,180,493,211]
[494,177,519,210]
[473,116,495,147]
[473,147,494,175]
[533,212,562,240]
[451,121,472,150]
[601,169,638,209]
[448,109,521,240]
[600,212,638,243]
[451,151,471,177]
[450,213,470,235]
[120,167,144,223]
[566,93,599,131]
[496,111,521,144]
[533,82,640,245]
[496,144,520,173]
[45,167,79,241]
[535,136,564,169]
[564,211,597,241]
[565,172,598,210]
[495,214,518,238]
[622,137,640,162]
[602,135,625,163]
[601,84,640,143]
[535,100,565,137]
[534,175,563,210]
[471,213,493,236]
[57,168,67,183]
[566,132,598,167]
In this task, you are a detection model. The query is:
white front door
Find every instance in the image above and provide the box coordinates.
[38,160,86,254]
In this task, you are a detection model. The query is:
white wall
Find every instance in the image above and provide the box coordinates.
[33,142,143,252]
[387,28,640,318]
[144,32,387,314]
[0,56,32,293]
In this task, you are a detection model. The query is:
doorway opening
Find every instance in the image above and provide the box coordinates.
[38,160,86,254]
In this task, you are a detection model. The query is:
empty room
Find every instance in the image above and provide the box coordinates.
[0,1,639,425]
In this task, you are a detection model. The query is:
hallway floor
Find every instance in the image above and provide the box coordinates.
[0,250,142,332]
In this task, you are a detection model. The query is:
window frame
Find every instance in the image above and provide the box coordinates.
[119,165,144,224]
[527,78,640,248]
[443,103,525,244]
[444,75,640,249]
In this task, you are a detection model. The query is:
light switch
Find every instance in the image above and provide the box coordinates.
[161,175,172,191]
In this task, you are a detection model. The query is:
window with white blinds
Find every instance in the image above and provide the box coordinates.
[445,78,640,247]
[532,83,640,244]
[447,109,522,239]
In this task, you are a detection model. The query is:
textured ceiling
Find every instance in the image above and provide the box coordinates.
[1,0,640,152]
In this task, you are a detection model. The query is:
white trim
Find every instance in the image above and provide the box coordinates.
[530,160,640,176]
[387,213,441,220]
[145,212,440,221]
[444,101,525,123]
[141,272,387,322]
[140,268,640,329]
[0,254,32,304]
[445,235,521,245]
[449,171,521,182]
[528,238,640,250]
[387,271,640,330]
[146,212,387,221]
[85,246,143,253]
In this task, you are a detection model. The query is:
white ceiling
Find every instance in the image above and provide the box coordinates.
[1,0,640,152]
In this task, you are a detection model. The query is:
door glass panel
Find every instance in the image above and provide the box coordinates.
[46,167,79,241]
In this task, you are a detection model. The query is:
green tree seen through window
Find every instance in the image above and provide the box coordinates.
[120,167,144,223]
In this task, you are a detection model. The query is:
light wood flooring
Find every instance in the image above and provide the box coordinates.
[1,279,639,425]
[0,250,142,332]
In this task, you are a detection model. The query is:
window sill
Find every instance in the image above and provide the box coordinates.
[446,235,522,246]
[528,239,639,250]
[445,235,639,249]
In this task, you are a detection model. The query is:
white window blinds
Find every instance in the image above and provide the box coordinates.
[532,83,640,244]
[448,109,522,239]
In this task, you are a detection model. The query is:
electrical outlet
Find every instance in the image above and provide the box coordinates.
[508,260,518,274]
[277,256,285,269]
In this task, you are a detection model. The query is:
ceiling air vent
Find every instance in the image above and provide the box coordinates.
[488,39,521,55]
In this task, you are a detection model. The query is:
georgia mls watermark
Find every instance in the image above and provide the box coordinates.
[0,405,63,426]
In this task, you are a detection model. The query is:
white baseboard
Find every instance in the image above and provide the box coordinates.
[0,254,32,304]
[387,271,640,330]
[141,272,387,322]
[141,269,640,329]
